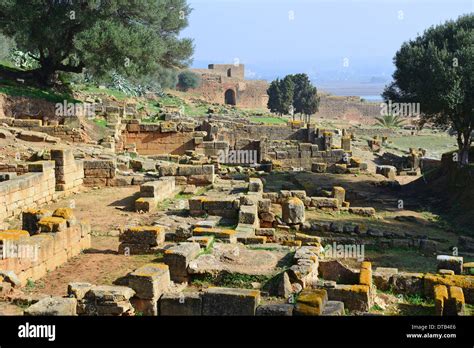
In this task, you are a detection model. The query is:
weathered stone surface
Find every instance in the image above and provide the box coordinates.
[85,285,135,303]
[248,178,263,193]
[192,227,237,243]
[434,284,449,315]
[373,267,398,291]
[38,217,67,232]
[464,262,474,275]
[128,263,170,299]
[322,300,345,316]
[327,284,371,312]
[282,197,305,224]
[239,204,259,226]
[332,186,346,207]
[68,282,93,300]
[22,209,52,235]
[256,304,294,316]
[130,297,158,316]
[187,236,213,248]
[202,287,260,316]
[359,261,372,287]
[423,274,474,303]
[255,228,275,237]
[25,297,77,316]
[270,272,292,298]
[0,270,21,287]
[294,289,328,315]
[135,197,157,213]
[159,292,202,316]
[310,197,338,209]
[349,207,376,217]
[437,255,463,275]
[318,260,359,284]
[389,272,424,295]
[119,226,165,246]
[376,165,396,179]
[163,243,201,282]
[445,286,465,315]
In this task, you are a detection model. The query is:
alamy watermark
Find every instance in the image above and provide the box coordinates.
[217,149,258,165]
[1,241,39,262]
[323,242,365,261]
[380,100,420,117]
[55,100,96,118]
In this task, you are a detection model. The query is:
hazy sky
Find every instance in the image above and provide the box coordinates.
[182,0,473,83]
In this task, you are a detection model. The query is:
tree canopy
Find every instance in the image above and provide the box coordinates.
[383,14,473,165]
[177,70,200,91]
[0,0,194,85]
[267,73,319,121]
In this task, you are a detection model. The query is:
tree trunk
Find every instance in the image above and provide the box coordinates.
[457,131,471,166]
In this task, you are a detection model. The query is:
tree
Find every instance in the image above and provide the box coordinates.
[375,114,406,128]
[280,75,295,116]
[0,0,194,85]
[177,70,200,91]
[291,73,319,123]
[266,73,319,120]
[267,78,282,114]
[383,14,473,166]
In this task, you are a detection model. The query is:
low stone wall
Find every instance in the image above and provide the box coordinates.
[158,163,215,186]
[83,159,116,187]
[188,196,240,218]
[0,117,86,142]
[120,121,197,155]
[135,177,176,212]
[0,161,56,221]
[51,149,84,192]
[0,208,91,286]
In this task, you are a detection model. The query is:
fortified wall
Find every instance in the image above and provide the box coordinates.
[190,64,269,109]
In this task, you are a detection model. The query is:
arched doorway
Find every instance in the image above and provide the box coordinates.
[224,89,236,105]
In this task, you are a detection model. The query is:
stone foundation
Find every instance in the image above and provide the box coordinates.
[0,208,91,286]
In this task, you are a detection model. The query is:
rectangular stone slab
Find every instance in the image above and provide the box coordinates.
[202,287,260,316]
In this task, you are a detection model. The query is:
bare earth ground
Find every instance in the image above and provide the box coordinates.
[4,187,161,296]
[22,236,157,297]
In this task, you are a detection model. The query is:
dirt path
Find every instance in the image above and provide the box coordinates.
[22,236,157,297]
[43,186,157,235]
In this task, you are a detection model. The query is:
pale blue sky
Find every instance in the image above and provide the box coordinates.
[182,0,473,84]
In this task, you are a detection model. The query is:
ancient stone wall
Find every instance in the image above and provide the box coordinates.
[83,159,116,187]
[51,149,84,192]
[0,117,86,142]
[189,63,268,109]
[0,208,91,285]
[0,161,56,221]
[202,120,310,146]
[120,121,197,155]
[318,95,381,123]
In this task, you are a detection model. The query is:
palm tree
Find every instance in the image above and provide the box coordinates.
[375,114,406,128]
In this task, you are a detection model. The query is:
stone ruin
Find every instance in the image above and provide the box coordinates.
[0,103,473,318]
[2,170,471,317]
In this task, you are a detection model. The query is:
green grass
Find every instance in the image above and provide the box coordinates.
[387,134,457,159]
[403,294,433,306]
[249,116,287,125]
[76,85,129,100]
[175,186,209,200]
[364,245,437,273]
[191,272,272,289]
[93,118,107,128]
[247,245,281,251]
[0,78,77,103]
[197,238,215,256]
